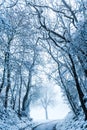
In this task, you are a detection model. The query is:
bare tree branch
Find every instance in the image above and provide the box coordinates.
[62,0,78,23]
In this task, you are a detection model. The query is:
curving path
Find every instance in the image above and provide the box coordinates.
[32,120,58,130]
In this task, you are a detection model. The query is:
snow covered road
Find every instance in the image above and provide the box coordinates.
[32,120,58,130]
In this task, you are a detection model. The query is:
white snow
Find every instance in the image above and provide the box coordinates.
[32,112,87,130]
[0,107,32,130]
[56,112,87,130]
[32,120,59,130]
[0,107,87,130]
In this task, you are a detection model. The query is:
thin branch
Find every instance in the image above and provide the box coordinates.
[62,0,78,23]
[6,0,18,8]
[0,0,5,6]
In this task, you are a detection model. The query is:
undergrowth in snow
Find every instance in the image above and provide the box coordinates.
[0,107,32,130]
[56,112,87,130]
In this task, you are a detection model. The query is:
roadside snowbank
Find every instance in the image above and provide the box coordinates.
[0,108,32,130]
[56,112,87,130]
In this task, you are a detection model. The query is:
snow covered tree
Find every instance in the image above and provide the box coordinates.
[34,85,57,120]
[26,0,87,120]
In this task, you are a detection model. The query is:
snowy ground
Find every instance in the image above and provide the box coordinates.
[32,120,58,130]
[0,108,87,130]
[32,112,87,130]
[0,108,32,130]
[56,112,87,130]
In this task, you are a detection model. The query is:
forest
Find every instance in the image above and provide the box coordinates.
[0,0,87,129]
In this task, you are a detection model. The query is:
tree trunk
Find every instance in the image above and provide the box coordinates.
[22,48,36,116]
[58,62,78,116]
[4,52,11,108]
[45,107,48,120]
[18,66,22,117]
[0,53,7,94]
[22,71,31,116]
[4,38,12,108]
[69,53,87,120]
